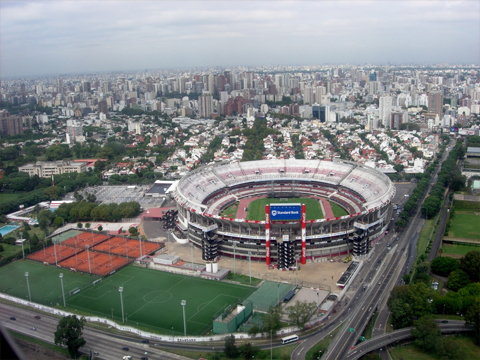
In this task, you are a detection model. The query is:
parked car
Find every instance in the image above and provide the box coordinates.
[122,347,129,351]
[9,317,15,321]
[34,316,41,319]
[30,327,36,331]
[141,339,149,343]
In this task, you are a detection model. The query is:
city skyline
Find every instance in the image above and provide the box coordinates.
[1,0,479,78]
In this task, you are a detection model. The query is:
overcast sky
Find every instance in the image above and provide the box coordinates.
[1,0,479,78]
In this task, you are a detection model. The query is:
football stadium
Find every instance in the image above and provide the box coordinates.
[173,159,395,268]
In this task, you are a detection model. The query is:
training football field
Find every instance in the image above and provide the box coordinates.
[67,265,255,335]
[246,197,324,221]
[0,260,100,307]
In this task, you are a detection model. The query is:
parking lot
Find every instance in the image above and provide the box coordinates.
[72,185,168,208]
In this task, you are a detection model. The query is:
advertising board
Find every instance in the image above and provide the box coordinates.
[270,203,301,220]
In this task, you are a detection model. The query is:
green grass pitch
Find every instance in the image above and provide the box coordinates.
[66,265,255,335]
[449,213,480,239]
[246,197,324,221]
[0,260,100,307]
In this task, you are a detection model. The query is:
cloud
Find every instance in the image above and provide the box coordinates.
[0,0,478,77]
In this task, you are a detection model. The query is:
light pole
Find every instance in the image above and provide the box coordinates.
[181,300,187,336]
[270,330,273,360]
[119,287,124,323]
[20,232,25,260]
[25,272,31,302]
[86,245,92,274]
[167,230,170,255]
[233,242,237,275]
[172,327,174,342]
[138,235,143,257]
[59,273,66,308]
[294,255,300,287]
[190,243,194,270]
[421,206,428,220]
[54,239,58,266]
[248,252,252,284]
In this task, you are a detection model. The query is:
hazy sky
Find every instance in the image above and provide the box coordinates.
[1,0,479,78]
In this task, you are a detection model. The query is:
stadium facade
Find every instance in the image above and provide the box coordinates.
[173,159,395,269]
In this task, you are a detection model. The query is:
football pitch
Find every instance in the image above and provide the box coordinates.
[0,260,100,307]
[246,197,324,221]
[0,261,255,335]
[449,213,480,239]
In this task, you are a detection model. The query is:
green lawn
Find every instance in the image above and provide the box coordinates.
[389,336,480,360]
[67,265,255,336]
[305,325,342,360]
[449,213,480,239]
[330,202,348,217]
[246,197,323,221]
[440,244,480,256]
[0,260,100,307]
[0,193,25,202]
[159,343,297,360]
[224,272,262,287]
[0,243,24,259]
[220,203,239,218]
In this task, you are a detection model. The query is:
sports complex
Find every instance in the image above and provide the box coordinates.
[0,159,396,337]
[173,159,395,268]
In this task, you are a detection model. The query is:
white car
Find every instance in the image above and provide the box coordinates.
[123,356,132,360]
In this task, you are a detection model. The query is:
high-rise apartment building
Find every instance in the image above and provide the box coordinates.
[428,91,444,118]
[98,100,108,117]
[198,91,213,118]
[0,111,24,136]
[379,96,392,127]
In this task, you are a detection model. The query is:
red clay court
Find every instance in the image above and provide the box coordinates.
[27,231,163,276]
[58,250,130,277]
[92,237,162,258]
[61,233,110,250]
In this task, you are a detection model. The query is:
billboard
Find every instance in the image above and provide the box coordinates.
[270,203,301,221]
[450,127,458,133]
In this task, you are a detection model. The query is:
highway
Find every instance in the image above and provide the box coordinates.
[318,144,452,360]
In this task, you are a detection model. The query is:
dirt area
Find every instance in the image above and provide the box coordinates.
[11,338,71,360]
[167,240,349,294]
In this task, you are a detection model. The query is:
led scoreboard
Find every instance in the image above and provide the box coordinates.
[270,203,302,221]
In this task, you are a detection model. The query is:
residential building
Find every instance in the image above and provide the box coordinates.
[19,161,87,177]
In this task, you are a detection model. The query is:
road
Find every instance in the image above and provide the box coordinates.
[318,145,453,360]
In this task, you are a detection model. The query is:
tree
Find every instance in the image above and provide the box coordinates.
[437,337,464,360]
[128,227,138,236]
[247,324,261,337]
[261,306,282,335]
[23,221,31,231]
[238,342,259,360]
[285,300,318,328]
[85,223,91,229]
[431,256,459,276]
[54,315,86,358]
[459,251,480,283]
[465,302,480,345]
[77,222,83,229]
[447,269,470,291]
[224,334,239,358]
[97,225,103,232]
[0,244,4,252]
[410,316,441,352]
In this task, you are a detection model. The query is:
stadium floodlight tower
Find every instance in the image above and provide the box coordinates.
[181,300,187,336]
[119,287,125,323]
[248,252,252,284]
[19,231,25,259]
[59,273,66,308]
[25,272,31,302]
[86,245,92,274]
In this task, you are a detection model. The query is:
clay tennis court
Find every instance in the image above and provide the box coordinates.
[27,244,79,265]
[61,233,110,250]
[58,250,130,276]
[92,237,163,258]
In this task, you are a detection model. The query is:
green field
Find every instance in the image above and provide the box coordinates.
[67,265,255,335]
[448,213,480,239]
[0,261,256,336]
[330,202,348,217]
[0,193,25,202]
[440,244,480,256]
[0,260,100,307]
[246,197,323,221]
[220,203,238,218]
[389,336,480,360]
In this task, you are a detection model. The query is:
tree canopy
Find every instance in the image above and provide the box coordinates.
[54,315,86,358]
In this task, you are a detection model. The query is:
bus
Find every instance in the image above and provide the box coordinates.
[281,334,299,344]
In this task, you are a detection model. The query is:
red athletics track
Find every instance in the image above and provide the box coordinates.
[320,198,334,218]
[235,195,267,219]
